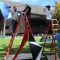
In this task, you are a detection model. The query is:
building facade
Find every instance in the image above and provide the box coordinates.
[0,0,49,35]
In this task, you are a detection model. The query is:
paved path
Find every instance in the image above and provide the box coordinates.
[8,53,32,60]
[7,53,60,60]
[47,55,59,60]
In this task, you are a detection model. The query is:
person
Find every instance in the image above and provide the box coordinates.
[54,29,60,60]
[44,5,53,34]
[44,5,52,20]
[10,6,18,33]
[23,4,31,20]
[44,5,52,21]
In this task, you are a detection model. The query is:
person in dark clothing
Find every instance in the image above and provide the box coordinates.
[23,4,31,20]
[0,9,4,33]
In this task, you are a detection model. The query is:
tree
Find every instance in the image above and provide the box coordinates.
[55,2,60,26]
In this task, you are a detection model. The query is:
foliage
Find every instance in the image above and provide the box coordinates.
[55,2,60,26]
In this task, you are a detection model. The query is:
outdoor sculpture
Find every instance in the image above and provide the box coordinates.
[6,12,43,60]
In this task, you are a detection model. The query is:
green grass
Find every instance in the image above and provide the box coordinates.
[0,36,57,60]
[0,36,41,60]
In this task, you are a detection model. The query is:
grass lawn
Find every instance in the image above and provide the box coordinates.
[0,36,57,60]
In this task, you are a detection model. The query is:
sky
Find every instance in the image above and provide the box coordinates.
[10,0,60,6]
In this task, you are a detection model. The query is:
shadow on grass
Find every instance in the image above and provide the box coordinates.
[0,45,31,55]
[10,46,31,54]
